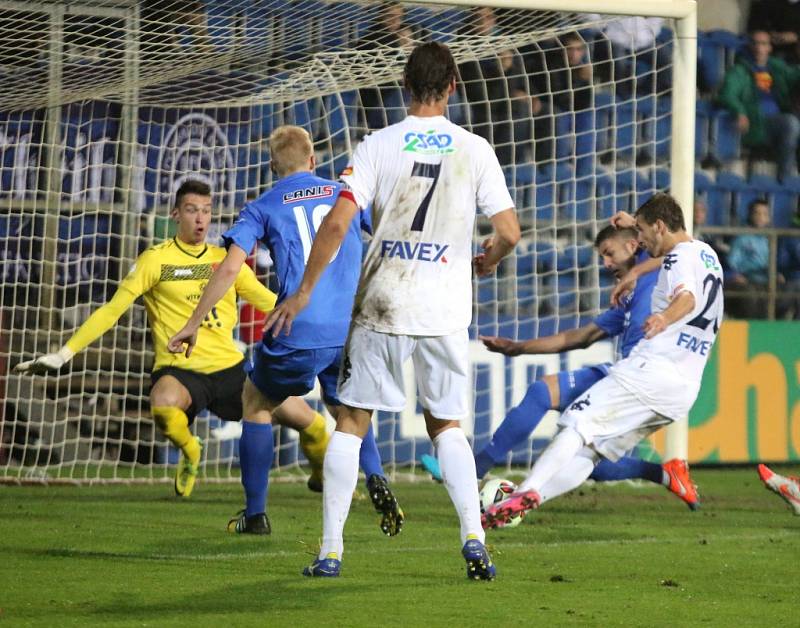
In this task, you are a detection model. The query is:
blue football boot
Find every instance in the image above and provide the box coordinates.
[462,534,496,581]
[302,553,341,577]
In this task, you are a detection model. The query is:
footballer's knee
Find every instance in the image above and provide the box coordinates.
[242,379,277,424]
[423,411,459,440]
[336,406,371,438]
[542,374,560,409]
[149,376,191,411]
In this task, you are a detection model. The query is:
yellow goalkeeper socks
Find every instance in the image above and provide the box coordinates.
[299,412,330,474]
[152,406,201,465]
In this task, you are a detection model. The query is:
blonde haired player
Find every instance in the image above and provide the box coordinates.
[15,180,330,512]
[265,42,521,579]
[169,128,398,537]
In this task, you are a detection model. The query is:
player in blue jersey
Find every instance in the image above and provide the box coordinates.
[421,224,700,510]
[168,125,403,535]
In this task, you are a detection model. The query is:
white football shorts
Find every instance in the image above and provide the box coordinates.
[557,373,674,461]
[337,323,469,420]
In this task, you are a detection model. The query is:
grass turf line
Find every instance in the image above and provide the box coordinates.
[0,468,797,627]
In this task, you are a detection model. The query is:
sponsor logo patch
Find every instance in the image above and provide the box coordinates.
[403,130,456,155]
[282,185,336,204]
[379,239,449,263]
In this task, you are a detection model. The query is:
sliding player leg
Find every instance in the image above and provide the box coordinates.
[484,375,673,528]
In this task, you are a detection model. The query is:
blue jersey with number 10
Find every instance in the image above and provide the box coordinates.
[223,171,363,350]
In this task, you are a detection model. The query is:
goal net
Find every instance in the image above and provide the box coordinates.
[0,0,693,484]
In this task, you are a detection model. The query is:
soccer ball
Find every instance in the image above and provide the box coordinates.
[479,478,524,528]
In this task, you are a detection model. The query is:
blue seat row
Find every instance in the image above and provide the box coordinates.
[696,171,799,227]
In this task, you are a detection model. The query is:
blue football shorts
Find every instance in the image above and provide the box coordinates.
[247,336,342,406]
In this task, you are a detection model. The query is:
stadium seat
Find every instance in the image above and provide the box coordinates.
[706,171,744,225]
[649,167,669,191]
[698,30,744,92]
[613,102,637,159]
[595,171,616,219]
[710,108,741,162]
[615,169,649,213]
[574,177,595,222]
[770,188,798,228]
[532,179,556,223]
[574,110,599,176]
[554,111,573,160]
[533,240,558,273]
[555,273,578,312]
[325,91,358,144]
[696,100,712,158]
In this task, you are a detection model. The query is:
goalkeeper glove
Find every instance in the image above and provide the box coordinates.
[14,346,75,375]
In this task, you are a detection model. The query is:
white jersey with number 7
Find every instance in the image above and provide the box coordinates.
[340,114,514,336]
[610,239,724,419]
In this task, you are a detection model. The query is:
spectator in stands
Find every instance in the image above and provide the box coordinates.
[525,32,593,114]
[587,16,669,98]
[726,198,779,318]
[718,30,800,181]
[748,0,800,64]
[458,7,529,166]
[693,197,729,268]
[778,235,800,318]
[356,2,411,130]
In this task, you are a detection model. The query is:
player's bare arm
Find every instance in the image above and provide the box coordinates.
[264,193,359,338]
[481,323,607,357]
[611,255,663,306]
[643,290,695,339]
[473,208,520,277]
[168,244,248,357]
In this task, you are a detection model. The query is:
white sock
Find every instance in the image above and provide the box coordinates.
[319,431,362,560]
[519,427,585,493]
[434,427,484,544]
[538,447,598,504]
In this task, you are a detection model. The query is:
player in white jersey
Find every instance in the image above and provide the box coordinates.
[484,193,723,528]
[266,42,520,579]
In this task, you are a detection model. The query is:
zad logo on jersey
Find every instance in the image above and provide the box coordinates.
[700,249,720,271]
[380,239,449,263]
[402,130,456,155]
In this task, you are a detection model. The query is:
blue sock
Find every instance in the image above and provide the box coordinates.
[475,380,552,479]
[239,421,273,517]
[359,424,384,480]
[590,456,664,484]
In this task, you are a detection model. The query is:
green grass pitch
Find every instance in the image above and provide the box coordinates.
[1,468,797,627]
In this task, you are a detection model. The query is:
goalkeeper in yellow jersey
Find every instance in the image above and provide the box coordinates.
[14,180,330,507]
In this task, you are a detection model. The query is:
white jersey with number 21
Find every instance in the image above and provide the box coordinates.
[610,239,724,419]
[340,114,514,336]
